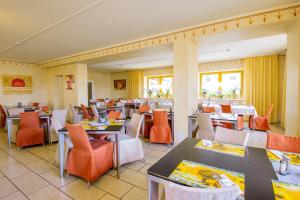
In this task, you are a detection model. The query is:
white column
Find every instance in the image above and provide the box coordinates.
[173,37,199,143]
[286,18,300,136]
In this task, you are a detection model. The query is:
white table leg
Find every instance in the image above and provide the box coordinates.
[7,118,12,147]
[148,175,159,200]
[58,132,65,178]
[47,117,51,144]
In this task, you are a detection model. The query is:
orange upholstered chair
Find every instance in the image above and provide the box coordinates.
[16,112,44,148]
[220,104,244,131]
[150,111,172,145]
[65,124,113,183]
[40,106,49,112]
[32,102,39,109]
[249,104,273,131]
[0,105,6,128]
[139,105,150,113]
[81,104,92,120]
[106,100,115,108]
[267,133,300,153]
[202,107,216,113]
[108,111,121,120]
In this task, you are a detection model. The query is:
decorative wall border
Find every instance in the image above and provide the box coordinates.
[39,4,300,68]
[0,59,38,68]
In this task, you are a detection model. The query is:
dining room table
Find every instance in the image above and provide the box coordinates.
[188,113,239,138]
[147,138,300,200]
[6,110,52,147]
[57,119,126,179]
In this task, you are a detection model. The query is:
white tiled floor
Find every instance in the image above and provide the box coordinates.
[0,124,283,200]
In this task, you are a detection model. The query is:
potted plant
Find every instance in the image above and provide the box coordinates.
[201,89,208,99]
[165,89,171,98]
[144,89,153,98]
[231,87,240,99]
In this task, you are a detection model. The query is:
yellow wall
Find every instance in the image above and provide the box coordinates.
[0,60,47,106]
[47,63,88,109]
[87,70,111,99]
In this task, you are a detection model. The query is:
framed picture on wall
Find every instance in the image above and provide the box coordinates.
[2,75,32,94]
[114,79,126,90]
[65,75,75,90]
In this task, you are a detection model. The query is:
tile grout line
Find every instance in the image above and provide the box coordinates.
[0,147,77,200]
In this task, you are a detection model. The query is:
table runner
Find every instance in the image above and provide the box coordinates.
[195,140,245,157]
[272,180,300,200]
[169,160,244,197]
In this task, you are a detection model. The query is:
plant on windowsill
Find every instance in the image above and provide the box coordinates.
[165,89,171,98]
[201,89,208,99]
[231,87,240,99]
[145,89,153,98]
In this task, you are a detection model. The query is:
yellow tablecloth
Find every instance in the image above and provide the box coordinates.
[267,150,300,166]
[169,160,244,196]
[195,140,245,157]
[79,120,124,130]
[272,180,300,200]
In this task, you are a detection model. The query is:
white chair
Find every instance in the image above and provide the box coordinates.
[52,118,73,166]
[164,182,239,200]
[90,105,99,119]
[8,108,24,143]
[196,113,215,140]
[108,113,144,165]
[215,126,249,146]
[69,104,82,123]
[50,109,68,143]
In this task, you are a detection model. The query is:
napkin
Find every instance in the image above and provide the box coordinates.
[202,140,213,147]
[270,150,284,160]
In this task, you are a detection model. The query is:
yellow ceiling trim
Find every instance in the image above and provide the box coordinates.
[39,4,300,68]
[0,59,38,68]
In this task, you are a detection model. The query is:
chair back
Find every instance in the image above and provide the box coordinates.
[139,105,150,113]
[65,124,92,152]
[0,105,6,117]
[108,111,121,120]
[196,113,215,140]
[127,113,144,138]
[20,112,40,129]
[267,133,300,153]
[164,182,239,200]
[202,106,216,113]
[106,100,115,107]
[69,104,77,123]
[8,108,24,117]
[51,118,63,134]
[32,102,39,107]
[215,126,249,146]
[153,110,168,127]
[264,104,273,119]
[221,104,232,113]
[81,104,90,119]
[52,109,68,127]
[90,105,99,119]
[40,106,49,112]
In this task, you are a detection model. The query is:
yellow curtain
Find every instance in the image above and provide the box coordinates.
[245,55,279,123]
[128,69,142,99]
[280,62,287,128]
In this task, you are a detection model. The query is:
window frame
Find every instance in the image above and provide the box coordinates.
[146,75,173,98]
[199,70,244,97]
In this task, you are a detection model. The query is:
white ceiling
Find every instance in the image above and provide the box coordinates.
[88,22,289,72]
[0,0,298,63]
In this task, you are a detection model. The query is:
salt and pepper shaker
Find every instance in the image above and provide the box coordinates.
[279,155,290,175]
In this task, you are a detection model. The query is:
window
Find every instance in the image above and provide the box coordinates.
[200,70,243,98]
[146,75,173,98]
